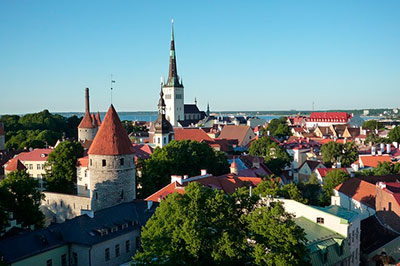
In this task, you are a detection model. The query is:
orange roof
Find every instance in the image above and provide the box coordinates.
[13,148,53,162]
[91,113,98,127]
[132,144,153,160]
[230,159,238,168]
[77,156,89,167]
[95,111,102,125]
[335,178,376,208]
[145,181,186,201]
[88,105,134,155]
[359,155,392,168]
[218,125,252,146]
[5,159,26,172]
[78,112,95,129]
[174,128,213,142]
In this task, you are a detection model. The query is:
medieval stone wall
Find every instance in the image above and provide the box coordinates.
[88,154,136,211]
[78,127,97,142]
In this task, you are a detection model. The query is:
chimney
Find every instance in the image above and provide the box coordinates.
[183,175,189,180]
[387,143,391,154]
[252,157,260,169]
[81,209,94,218]
[336,161,342,168]
[85,87,90,113]
[147,200,153,210]
[230,159,238,175]
[249,186,253,197]
[371,146,376,156]
[170,175,183,185]
[377,182,386,189]
[380,143,385,154]
[378,150,382,156]
[201,169,207,176]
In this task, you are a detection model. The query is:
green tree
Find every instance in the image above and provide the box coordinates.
[248,136,274,157]
[321,141,358,167]
[373,162,400,176]
[45,140,84,194]
[139,140,229,198]
[266,117,291,138]
[389,126,400,143]
[264,142,292,175]
[254,179,306,204]
[0,170,45,229]
[320,169,349,206]
[133,183,309,266]
[362,120,381,131]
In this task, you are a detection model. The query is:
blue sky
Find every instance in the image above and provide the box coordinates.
[1,1,399,114]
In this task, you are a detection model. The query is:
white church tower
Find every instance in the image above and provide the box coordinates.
[162,21,184,127]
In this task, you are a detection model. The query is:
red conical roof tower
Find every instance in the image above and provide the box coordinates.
[88,105,134,155]
[78,88,95,129]
[96,111,102,125]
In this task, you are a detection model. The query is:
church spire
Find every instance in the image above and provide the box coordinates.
[166,20,182,87]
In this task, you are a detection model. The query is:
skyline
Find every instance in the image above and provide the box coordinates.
[1,1,400,114]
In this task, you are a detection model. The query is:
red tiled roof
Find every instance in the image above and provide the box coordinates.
[132,144,153,160]
[218,125,252,146]
[78,112,95,129]
[88,105,134,155]
[91,113,98,127]
[359,155,392,168]
[5,159,26,171]
[316,167,348,178]
[308,112,351,122]
[174,128,213,142]
[335,178,376,208]
[95,111,102,125]
[13,148,53,162]
[145,181,185,202]
[77,156,89,167]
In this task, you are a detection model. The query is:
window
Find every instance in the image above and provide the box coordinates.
[339,243,344,256]
[90,159,92,166]
[61,254,67,266]
[126,240,130,252]
[37,164,41,170]
[176,94,182,99]
[165,94,171,99]
[322,251,328,263]
[102,159,106,167]
[389,202,392,211]
[72,252,78,265]
[115,244,120,257]
[121,190,124,200]
[316,217,324,224]
[46,259,52,266]
[95,192,98,200]
[29,164,33,169]
[41,164,44,170]
[120,158,124,166]
[158,138,160,144]
[85,184,88,191]
[105,248,110,261]
[352,230,354,243]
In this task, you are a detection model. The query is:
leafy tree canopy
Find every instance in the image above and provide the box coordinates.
[254,178,307,204]
[1,111,81,150]
[0,170,45,229]
[133,182,310,266]
[266,117,291,138]
[139,140,229,198]
[320,169,350,206]
[45,140,84,194]
[362,120,382,131]
[388,126,400,143]
[321,141,358,167]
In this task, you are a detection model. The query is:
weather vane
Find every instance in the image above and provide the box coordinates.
[111,74,116,104]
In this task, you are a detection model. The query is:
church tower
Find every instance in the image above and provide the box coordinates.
[87,104,136,211]
[162,21,184,127]
[153,86,174,148]
[78,88,98,142]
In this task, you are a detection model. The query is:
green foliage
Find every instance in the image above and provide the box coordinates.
[388,126,400,143]
[139,140,230,198]
[248,136,273,157]
[365,132,390,145]
[264,142,292,175]
[133,183,309,266]
[0,186,9,232]
[355,162,400,177]
[362,120,382,131]
[0,170,45,229]
[321,141,358,167]
[122,120,148,135]
[254,179,307,204]
[267,117,291,138]
[45,140,84,194]
[1,111,81,150]
[321,170,350,206]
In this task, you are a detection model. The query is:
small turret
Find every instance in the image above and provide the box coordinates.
[153,86,174,148]
[78,88,98,142]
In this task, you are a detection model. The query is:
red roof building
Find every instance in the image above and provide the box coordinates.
[78,112,95,129]
[376,182,400,232]
[4,159,26,172]
[334,178,377,209]
[357,155,392,169]
[218,125,255,147]
[88,105,134,155]
[12,148,53,162]
[174,128,213,142]
[306,112,351,129]
[132,144,153,161]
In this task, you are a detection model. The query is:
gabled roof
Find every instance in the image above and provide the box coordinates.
[91,113,98,127]
[358,155,392,168]
[88,105,134,155]
[77,156,89,168]
[335,178,376,208]
[145,181,185,202]
[12,148,53,162]
[316,168,348,178]
[5,159,26,172]
[132,144,153,160]
[78,112,95,129]
[95,111,102,125]
[174,128,213,142]
[218,125,252,146]
[298,160,324,172]
[308,112,351,122]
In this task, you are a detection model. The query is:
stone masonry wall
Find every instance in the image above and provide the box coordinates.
[89,154,136,212]
[78,128,97,142]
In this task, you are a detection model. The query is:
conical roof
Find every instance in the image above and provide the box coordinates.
[91,113,98,127]
[78,112,95,129]
[96,111,102,125]
[88,105,134,155]
[5,159,26,172]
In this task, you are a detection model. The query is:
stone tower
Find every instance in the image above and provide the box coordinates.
[0,123,5,151]
[87,104,136,211]
[153,86,174,148]
[78,88,98,142]
[162,21,184,127]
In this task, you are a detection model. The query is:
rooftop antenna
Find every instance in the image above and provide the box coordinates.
[110,74,116,104]
[312,101,315,112]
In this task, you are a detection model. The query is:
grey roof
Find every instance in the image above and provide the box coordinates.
[184,104,201,114]
[0,200,157,264]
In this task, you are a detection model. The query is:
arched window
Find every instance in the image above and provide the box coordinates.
[102,160,106,167]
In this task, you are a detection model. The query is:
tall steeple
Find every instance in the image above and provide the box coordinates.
[206,102,210,117]
[166,20,182,87]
